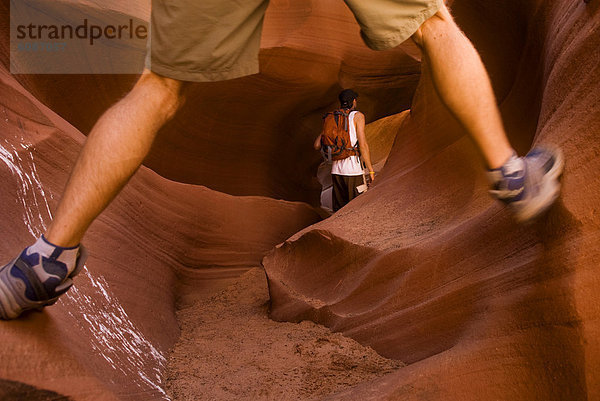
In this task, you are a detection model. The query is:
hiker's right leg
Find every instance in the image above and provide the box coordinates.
[1,0,274,320]
[45,70,183,248]
[0,70,183,319]
[44,0,270,247]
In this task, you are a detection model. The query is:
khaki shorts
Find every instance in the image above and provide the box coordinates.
[146,0,443,82]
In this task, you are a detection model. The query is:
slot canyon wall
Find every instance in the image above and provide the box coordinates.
[265,0,600,400]
[0,0,599,400]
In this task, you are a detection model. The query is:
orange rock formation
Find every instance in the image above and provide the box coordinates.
[1,0,599,399]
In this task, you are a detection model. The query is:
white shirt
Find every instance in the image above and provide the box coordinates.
[331,111,363,176]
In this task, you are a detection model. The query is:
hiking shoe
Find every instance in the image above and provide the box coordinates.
[487,146,564,223]
[0,236,87,320]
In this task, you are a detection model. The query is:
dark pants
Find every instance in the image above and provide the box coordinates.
[332,174,364,212]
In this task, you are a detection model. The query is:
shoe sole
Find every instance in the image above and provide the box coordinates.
[0,259,34,320]
[514,147,565,223]
[0,245,88,320]
[0,266,67,320]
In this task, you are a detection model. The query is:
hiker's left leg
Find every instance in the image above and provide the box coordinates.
[343,0,513,168]
[408,5,562,221]
[343,0,564,223]
[411,3,513,169]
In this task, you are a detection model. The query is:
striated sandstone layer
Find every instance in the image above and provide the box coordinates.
[265,0,600,400]
[0,0,598,400]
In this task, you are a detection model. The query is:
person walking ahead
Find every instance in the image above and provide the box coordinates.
[314,89,375,211]
[0,0,563,319]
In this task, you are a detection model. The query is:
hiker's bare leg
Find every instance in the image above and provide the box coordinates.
[45,70,183,247]
[412,4,513,169]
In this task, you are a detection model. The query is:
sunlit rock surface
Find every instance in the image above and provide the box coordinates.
[1,0,599,399]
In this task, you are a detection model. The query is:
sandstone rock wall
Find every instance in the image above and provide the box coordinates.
[265,0,600,399]
[1,0,598,399]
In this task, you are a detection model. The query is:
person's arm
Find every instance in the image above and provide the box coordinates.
[313,132,322,150]
[354,112,375,183]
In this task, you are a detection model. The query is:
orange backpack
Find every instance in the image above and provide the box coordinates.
[320,109,359,162]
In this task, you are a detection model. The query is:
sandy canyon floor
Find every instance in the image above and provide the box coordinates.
[166,268,403,400]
